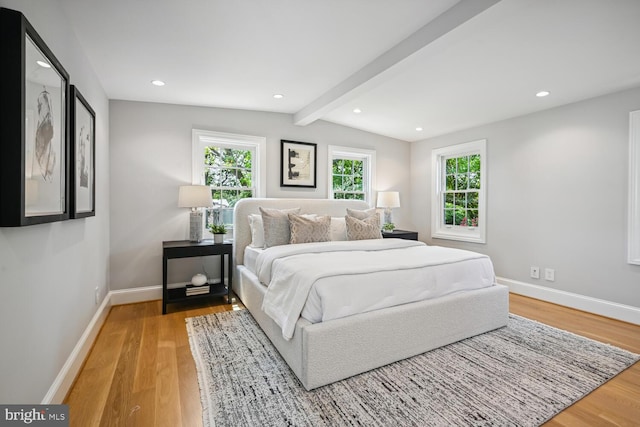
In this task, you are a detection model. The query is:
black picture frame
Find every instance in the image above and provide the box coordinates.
[0,8,71,226]
[280,140,317,188]
[70,86,96,218]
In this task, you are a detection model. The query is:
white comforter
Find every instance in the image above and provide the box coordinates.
[257,239,496,340]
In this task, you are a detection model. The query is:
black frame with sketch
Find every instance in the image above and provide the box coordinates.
[0,8,71,226]
[280,140,317,188]
[70,86,96,218]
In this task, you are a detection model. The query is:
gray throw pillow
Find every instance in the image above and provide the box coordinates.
[259,207,301,248]
[346,207,377,220]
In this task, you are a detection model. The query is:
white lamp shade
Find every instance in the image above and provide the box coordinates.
[178,185,213,208]
[376,191,400,208]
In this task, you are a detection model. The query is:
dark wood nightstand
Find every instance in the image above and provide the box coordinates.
[382,229,418,241]
[162,240,232,314]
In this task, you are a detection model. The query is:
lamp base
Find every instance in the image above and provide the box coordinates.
[383,208,393,225]
[189,211,203,242]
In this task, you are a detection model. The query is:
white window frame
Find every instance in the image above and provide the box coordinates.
[431,139,487,243]
[327,145,376,205]
[629,111,640,265]
[192,129,266,235]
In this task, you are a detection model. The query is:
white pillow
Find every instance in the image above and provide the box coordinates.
[248,214,264,248]
[330,217,347,241]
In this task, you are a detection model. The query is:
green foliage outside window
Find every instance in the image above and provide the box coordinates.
[443,154,480,227]
[204,146,253,226]
[332,159,365,200]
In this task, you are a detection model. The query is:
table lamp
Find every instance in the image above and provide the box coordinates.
[376,191,400,226]
[178,185,213,242]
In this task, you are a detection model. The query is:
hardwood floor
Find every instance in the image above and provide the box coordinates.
[64,294,640,426]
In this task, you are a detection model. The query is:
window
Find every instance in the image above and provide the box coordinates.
[431,139,486,243]
[204,146,252,226]
[328,146,376,204]
[192,129,266,233]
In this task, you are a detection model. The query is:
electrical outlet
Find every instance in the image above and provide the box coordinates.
[530,266,540,279]
[545,268,555,281]
[95,286,100,304]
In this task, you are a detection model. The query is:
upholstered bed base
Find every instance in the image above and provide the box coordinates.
[237,265,509,390]
[232,198,509,390]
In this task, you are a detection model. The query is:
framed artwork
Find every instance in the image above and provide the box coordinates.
[280,140,317,188]
[70,86,96,218]
[0,8,70,226]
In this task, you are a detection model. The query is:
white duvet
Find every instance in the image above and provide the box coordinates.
[257,239,496,340]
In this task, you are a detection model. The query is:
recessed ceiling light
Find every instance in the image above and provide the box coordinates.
[536,90,550,97]
[273,94,284,99]
[416,127,423,132]
[353,108,362,114]
[36,60,51,68]
[151,80,165,86]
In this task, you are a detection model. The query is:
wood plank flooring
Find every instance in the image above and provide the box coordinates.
[64,294,640,426]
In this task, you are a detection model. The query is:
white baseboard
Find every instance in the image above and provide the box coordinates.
[498,276,640,325]
[47,279,638,404]
[42,285,162,404]
[109,285,162,305]
[42,292,113,404]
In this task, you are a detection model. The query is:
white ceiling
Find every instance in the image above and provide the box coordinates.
[59,0,640,142]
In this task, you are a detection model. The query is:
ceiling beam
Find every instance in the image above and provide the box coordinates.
[293,0,501,126]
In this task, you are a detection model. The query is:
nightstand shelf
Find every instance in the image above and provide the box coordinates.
[162,240,232,314]
[167,283,228,302]
[382,229,418,241]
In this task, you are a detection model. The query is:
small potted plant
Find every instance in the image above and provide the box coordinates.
[382,223,396,233]
[210,224,227,244]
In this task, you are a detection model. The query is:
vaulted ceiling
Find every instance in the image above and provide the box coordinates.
[59,0,640,141]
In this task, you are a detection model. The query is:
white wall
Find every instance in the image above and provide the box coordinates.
[412,87,640,309]
[0,2,110,403]
[109,100,412,290]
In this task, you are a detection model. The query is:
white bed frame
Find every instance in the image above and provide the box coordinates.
[233,198,509,390]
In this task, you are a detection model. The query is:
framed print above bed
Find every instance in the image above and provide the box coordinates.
[280,140,317,188]
[70,86,96,218]
[0,8,71,226]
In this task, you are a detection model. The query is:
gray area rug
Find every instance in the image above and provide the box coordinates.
[186,310,639,427]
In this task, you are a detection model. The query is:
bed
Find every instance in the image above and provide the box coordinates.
[233,198,509,390]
